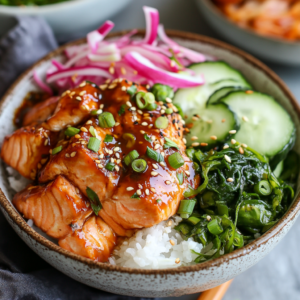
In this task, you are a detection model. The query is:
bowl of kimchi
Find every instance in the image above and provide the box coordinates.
[196,0,300,65]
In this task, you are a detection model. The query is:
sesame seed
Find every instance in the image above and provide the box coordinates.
[154,144,160,150]
[100,104,104,109]
[145,189,150,195]
[160,138,164,145]
[81,127,88,132]
[231,139,236,145]
[133,115,138,121]
[242,143,248,148]
[137,189,142,196]
[160,161,166,167]
[108,84,117,89]
[110,158,114,163]
[192,117,198,121]
[185,170,190,176]
[120,67,126,75]
[210,135,217,140]
[242,116,249,122]
[166,97,172,103]
[137,110,143,115]
[99,84,107,90]
[71,152,76,157]
[239,147,244,154]
[126,101,132,107]
[161,110,166,114]
[116,159,121,164]
[109,66,115,74]
[49,149,52,154]
[222,119,226,123]
[100,154,104,159]
[246,90,253,94]
[76,96,82,101]
[43,132,48,138]
[108,150,113,155]
[206,215,211,221]
[183,138,187,144]
[229,130,236,134]
[44,140,48,146]
[37,128,43,132]
[76,188,80,193]
[70,91,75,96]
[175,258,180,264]
[131,107,136,111]
[192,142,200,147]
[115,166,120,171]
[151,171,158,176]
[175,123,178,130]
[95,160,101,163]
[224,155,231,163]
[223,145,229,149]
[98,164,104,168]
[151,136,156,141]
[148,124,153,129]
[161,152,165,157]
[140,130,145,134]
[127,187,134,191]
[200,142,208,146]
[115,122,120,126]
[105,79,111,84]
[150,188,156,193]
[121,86,127,91]
[79,91,86,96]
[65,153,70,158]
[165,180,171,185]
[115,153,120,159]
[170,239,175,246]
[114,147,120,152]
[86,120,93,125]
[227,178,234,182]
[79,82,86,87]
[142,122,148,126]
[152,164,159,169]
[191,136,198,141]
[75,134,81,138]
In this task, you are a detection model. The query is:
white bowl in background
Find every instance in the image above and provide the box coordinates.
[0,0,132,39]
[196,0,300,66]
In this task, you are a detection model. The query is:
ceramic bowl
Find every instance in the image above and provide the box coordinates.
[0,31,300,298]
[196,0,300,66]
[0,0,132,39]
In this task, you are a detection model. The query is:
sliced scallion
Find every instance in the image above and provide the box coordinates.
[144,134,151,142]
[165,108,173,114]
[89,126,96,137]
[164,137,179,150]
[177,172,184,185]
[132,159,147,173]
[146,103,157,111]
[155,116,168,129]
[156,199,162,204]
[87,137,100,152]
[254,180,272,196]
[136,92,147,109]
[65,127,80,137]
[131,192,140,199]
[98,112,115,128]
[168,152,184,169]
[104,134,113,143]
[118,104,126,116]
[91,109,102,116]
[144,92,155,104]
[124,150,139,166]
[188,216,200,225]
[146,146,164,162]
[52,146,63,155]
[177,199,196,219]
[127,85,137,96]
[207,219,223,235]
[122,133,136,148]
[86,187,102,215]
[105,162,115,171]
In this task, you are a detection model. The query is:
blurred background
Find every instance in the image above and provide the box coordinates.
[0,0,300,299]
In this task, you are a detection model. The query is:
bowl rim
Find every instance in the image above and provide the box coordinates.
[200,0,300,46]
[0,29,300,275]
[0,0,97,13]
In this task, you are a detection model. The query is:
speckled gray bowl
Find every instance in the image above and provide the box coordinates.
[0,31,300,298]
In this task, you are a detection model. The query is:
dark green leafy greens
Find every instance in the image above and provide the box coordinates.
[86,187,102,215]
[175,142,295,263]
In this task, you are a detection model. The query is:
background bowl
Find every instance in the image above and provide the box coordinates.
[196,0,300,66]
[0,0,132,39]
[0,31,300,297]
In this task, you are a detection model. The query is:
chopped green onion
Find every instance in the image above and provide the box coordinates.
[104,134,113,143]
[151,83,174,102]
[174,223,191,235]
[165,108,173,114]
[216,202,229,216]
[254,180,272,196]
[168,152,184,169]
[86,187,102,215]
[98,112,115,128]
[188,216,200,225]
[118,104,126,116]
[52,146,62,155]
[136,92,147,109]
[177,172,184,185]
[156,199,162,204]
[131,192,140,199]
[155,116,168,129]
[89,126,96,137]
[124,150,139,166]
[91,109,102,116]
[146,146,164,162]
[144,134,151,142]
[174,104,184,118]
[132,159,147,173]
[146,103,158,111]
[122,133,136,148]
[105,162,115,171]
[207,219,223,235]
[87,137,100,152]
[177,199,196,217]
[127,85,137,96]
[164,137,179,150]
[65,127,80,137]
[144,92,155,104]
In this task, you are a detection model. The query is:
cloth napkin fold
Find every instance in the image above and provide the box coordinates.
[0,16,155,300]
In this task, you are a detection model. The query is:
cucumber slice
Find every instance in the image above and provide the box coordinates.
[189,61,252,87]
[208,86,247,105]
[186,103,240,147]
[220,91,295,162]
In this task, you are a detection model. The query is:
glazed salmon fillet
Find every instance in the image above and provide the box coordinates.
[13,175,93,239]
[59,215,116,262]
[1,125,57,179]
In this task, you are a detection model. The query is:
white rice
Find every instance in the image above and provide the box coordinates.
[112,216,203,269]
[6,166,203,269]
